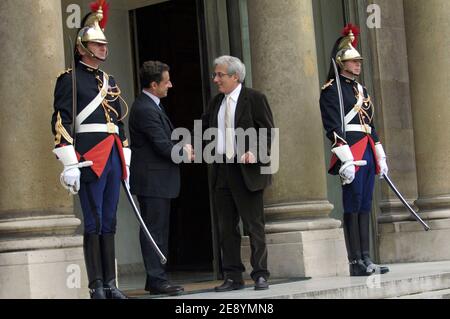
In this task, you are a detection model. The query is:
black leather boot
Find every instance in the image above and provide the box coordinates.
[100,233,128,299]
[359,213,389,274]
[83,234,106,299]
[343,213,371,276]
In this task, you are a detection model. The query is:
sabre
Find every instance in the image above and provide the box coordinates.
[382,174,430,231]
[68,37,77,148]
[332,58,346,140]
[122,180,167,264]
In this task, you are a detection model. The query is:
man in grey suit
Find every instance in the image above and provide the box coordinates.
[129,61,184,295]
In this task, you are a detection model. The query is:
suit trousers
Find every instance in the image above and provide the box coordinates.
[214,163,270,281]
[137,196,171,290]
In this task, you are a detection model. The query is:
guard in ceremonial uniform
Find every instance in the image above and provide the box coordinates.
[319,24,389,276]
[51,1,129,298]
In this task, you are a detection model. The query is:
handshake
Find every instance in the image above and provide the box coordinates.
[182,144,257,163]
[182,144,195,162]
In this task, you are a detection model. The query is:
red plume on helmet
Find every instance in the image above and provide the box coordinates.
[89,0,109,29]
[341,23,360,47]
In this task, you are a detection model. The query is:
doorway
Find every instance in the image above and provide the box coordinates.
[130,0,213,275]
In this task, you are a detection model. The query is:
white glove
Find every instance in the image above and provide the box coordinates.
[378,158,388,178]
[53,145,92,195]
[332,144,367,185]
[332,144,355,184]
[339,162,355,185]
[123,147,131,185]
[62,166,81,194]
[375,144,389,178]
[125,166,130,186]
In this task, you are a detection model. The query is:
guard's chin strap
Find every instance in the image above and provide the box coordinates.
[88,49,108,62]
[342,67,358,78]
[79,42,108,62]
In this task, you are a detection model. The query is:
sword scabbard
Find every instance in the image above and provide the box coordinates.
[383,174,430,231]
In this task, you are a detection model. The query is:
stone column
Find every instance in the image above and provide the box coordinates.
[244,0,347,278]
[0,0,87,298]
[363,0,420,262]
[393,0,450,262]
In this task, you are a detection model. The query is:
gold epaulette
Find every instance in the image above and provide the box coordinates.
[321,79,334,90]
[56,68,72,78]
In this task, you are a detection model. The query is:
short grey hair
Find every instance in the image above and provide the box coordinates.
[214,55,246,83]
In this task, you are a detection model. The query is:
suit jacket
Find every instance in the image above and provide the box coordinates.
[202,86,275,192]
[129,93,180,198]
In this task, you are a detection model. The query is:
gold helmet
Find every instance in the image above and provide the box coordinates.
[77,1,109,59]
[335,24,362,68]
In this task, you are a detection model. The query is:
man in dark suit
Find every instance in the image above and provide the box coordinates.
[128,61,184,295]
[190,55,274,291]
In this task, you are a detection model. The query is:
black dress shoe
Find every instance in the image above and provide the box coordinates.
[366,263,390,274]
[214,279,245,292]
[149,283,184,295]
[254,277,269,290]
[104,287,128,299]
[363,257,390,274]
[350,259,372,276]
[378,266,389,274]
[104,279,128,299]
[90,287,106,299]
[89,280,106,299]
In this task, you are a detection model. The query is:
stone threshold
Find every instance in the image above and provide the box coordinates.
[146,261,450,299]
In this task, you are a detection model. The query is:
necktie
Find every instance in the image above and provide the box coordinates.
[158,102,174,130]
[158,102,165,113]
[225,95,234,159]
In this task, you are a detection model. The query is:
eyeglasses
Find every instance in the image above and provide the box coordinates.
[211,72,232,79]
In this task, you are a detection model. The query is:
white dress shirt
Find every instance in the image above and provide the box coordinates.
[217,84,242,155]
[142,89,162,111]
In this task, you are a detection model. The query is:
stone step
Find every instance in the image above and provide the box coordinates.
[156,261,450,299]
[283,273,450,299]
[390,288,450,299]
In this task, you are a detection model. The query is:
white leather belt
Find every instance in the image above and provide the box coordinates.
[344,83,365,125]
[345,124,371,134]
[77,123,119,134]
[76,73,109,126]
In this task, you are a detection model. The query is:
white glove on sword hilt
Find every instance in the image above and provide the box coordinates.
[375,143,388,179]
[53,145,93,195]
[122,147,131,186]
[332,144,367,185]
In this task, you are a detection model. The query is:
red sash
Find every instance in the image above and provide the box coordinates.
[329,136,380,174]
[76,135,127,180]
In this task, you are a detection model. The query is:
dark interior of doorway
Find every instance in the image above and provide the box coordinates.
[131,0,213,274]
